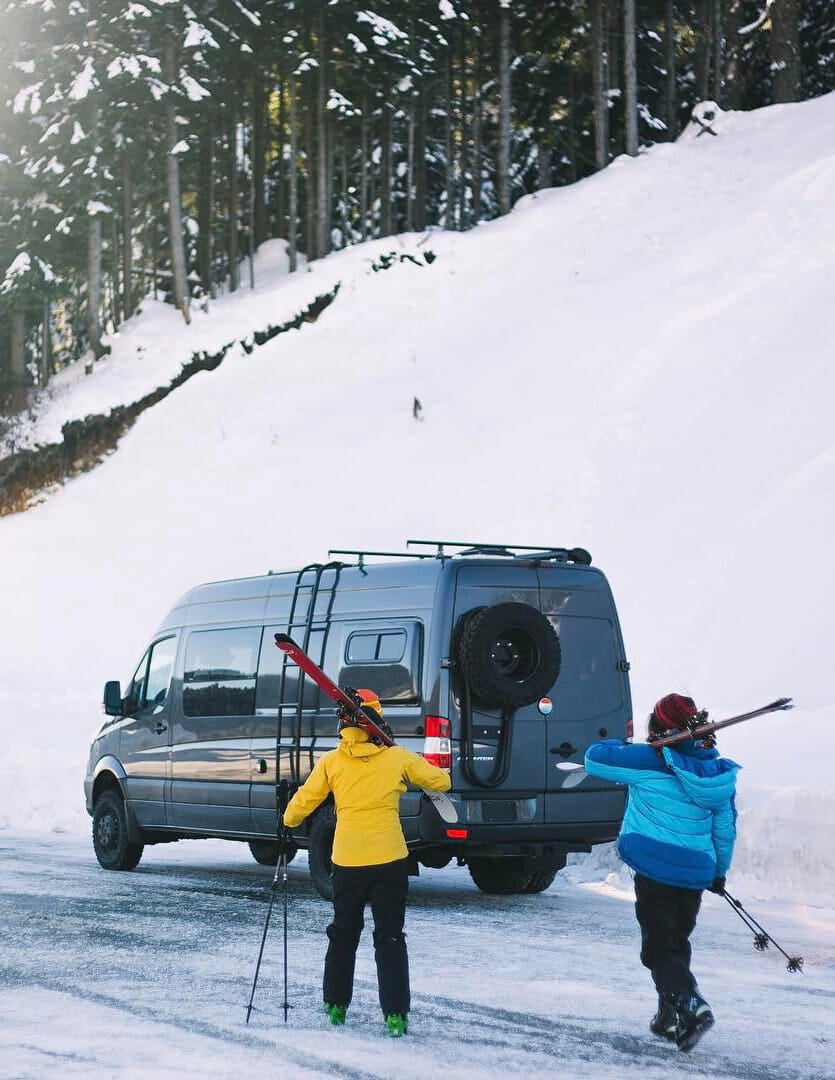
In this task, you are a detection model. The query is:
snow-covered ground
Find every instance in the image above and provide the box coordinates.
[1,94,834,1073]
[1,833,832,1080]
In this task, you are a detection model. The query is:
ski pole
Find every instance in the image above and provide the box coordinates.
[245,780,293,1023]
[280,821,290,1022]
[723,890,803,972]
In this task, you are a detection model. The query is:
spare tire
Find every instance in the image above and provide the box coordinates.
[458,602,561,708]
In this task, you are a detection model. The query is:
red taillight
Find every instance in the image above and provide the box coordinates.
[446,828,468,839]
[627,715,634,741]
[423,715,451,771]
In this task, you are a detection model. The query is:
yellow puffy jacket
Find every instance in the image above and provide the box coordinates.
[283,726,452,867]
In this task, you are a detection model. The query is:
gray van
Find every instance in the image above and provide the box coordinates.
[85,541,632,898]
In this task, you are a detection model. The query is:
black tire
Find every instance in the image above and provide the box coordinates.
[308,805,336,900]
[92,789,144,871]
[468,856,532,895]
[520,854,567,894]
[459,602,561,708]
[248,839,298,867]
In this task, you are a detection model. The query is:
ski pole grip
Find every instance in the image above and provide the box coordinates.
[277,778,291,815]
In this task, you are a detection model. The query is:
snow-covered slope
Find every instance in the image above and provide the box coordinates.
[2,96,834,897]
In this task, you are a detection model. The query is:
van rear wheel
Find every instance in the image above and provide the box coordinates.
[308,806,336,900]
[520,855,567,893]
[467,856,532,895]
[92,789,144,871]
[248,839,298,867]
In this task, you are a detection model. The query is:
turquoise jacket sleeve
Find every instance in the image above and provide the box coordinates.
[711,795,737,876]
[584,739,661,784]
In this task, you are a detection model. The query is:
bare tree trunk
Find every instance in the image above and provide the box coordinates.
[303,92,316,257]
[407,104,415,232]
[711,0,723,102]
[253,68,268,247]
[696,0,712,101]
[457,28,468,228]
[414,94,427,231]
[445,49,454,229]
[472,32,482,222]
[664,0,677,139]
[198,117,214,296]
[591,0,609,170]
[771,0,801,103]
[41,298,51,386]
[165,39,190,322]
[10,311,26,397]
[86,214,105,368]
[110,213,121,331]
[381,103,393,236]
[122,152,133,318]
[360,101,369,240]
[288,76,298,271]
[724,0,747,109]
[497,3,512,215]
[229,117,240,291]
[624,0,638,155]
[276,72,285,241]
[316,13,328,258]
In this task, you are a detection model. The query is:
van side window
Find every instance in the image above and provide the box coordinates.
[183,627,260,717]
[127,651,150,713]
[347,630,407,664]
[340,625,420,704]
[255,627,325,714]
[143,637,177,708]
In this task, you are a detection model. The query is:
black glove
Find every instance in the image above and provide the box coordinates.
[708,876,726,895]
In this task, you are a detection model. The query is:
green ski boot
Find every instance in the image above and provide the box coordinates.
[324,1002,347,1026]
[385,1013,408,1038]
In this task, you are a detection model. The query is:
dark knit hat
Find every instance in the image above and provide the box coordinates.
[651,693,698,732]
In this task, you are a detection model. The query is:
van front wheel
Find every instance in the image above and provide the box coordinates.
[467,856,531,895]
[308,806,336,900]
[92,789,144,871]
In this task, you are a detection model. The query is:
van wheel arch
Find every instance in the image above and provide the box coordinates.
[92,788,144,871]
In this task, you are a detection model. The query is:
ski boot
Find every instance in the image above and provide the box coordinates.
[649,994,679,1041]
[385,1013,408,1038]
[675,990,714,1053]
[324,1002,347,1026]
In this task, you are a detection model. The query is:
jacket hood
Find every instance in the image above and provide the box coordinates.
[338,725,387,758]
[661,744,740,809]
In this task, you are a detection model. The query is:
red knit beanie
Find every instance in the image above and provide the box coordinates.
[652,693,698,732]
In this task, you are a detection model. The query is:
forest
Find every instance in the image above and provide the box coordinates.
[1,0,832,412]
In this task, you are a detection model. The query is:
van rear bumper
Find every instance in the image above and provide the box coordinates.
[404,814,620,852]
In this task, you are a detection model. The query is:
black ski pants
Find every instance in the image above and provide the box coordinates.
[634,873,703,999]
[323,858,410,1017]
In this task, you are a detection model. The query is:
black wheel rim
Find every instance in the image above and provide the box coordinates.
[96,811,119,853]
[490,629,540,682]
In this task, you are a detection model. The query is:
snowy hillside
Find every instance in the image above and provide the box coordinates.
[1,95,834,899]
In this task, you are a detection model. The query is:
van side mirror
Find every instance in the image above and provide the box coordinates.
[103,680,123,716]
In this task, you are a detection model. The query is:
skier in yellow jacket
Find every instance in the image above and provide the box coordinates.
[283,687,451,1037]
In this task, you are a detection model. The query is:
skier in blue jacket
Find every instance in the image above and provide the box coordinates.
[584,692,740,1053]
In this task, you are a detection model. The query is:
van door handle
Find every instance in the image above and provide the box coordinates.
[549,742,577,758]
[155,721,168,735]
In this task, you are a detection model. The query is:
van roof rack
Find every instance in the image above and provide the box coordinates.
[328,548,435,570]
[406,539,592,565]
